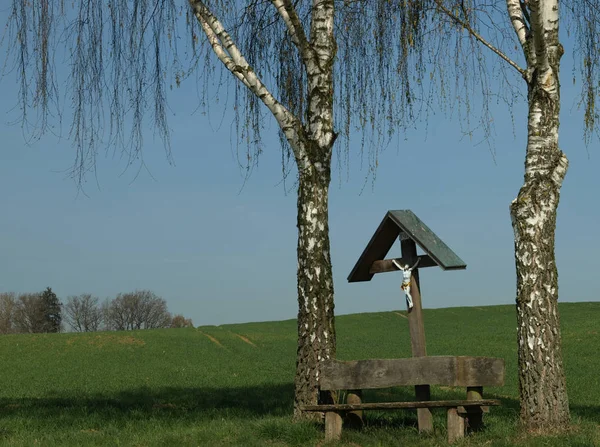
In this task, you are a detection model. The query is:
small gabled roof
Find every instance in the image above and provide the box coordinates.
[348,210,466,283]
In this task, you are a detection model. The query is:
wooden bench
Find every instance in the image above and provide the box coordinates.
[300,355,505,443]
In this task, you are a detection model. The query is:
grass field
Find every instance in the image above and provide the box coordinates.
[0,302,599,446]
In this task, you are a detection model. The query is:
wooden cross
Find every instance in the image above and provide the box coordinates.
[399,234,433,432]
[347,210,469,434]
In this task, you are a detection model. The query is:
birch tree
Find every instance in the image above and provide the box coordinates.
[190,0,339,417]
[415,0,600,430]
[2,0,421,418]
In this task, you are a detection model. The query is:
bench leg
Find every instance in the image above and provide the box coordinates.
[325,411,343,441]
[466,386,484,432]
[415,385,433,433]
[345,390,364,428]
[447,408,465,444]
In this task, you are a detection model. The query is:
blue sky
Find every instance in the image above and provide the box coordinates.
[0,8,598,326]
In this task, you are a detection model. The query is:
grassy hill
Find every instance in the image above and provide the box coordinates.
[0,302,599,446]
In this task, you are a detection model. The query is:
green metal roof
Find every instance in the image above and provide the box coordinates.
[348,210,466,282]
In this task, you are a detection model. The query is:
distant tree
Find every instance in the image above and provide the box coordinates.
[40,287,62,333]
[104,296,132,331]
[64,294,103,332]
[0,292,17,334]
[170,314,194,328]
[13,293,46,333]
[105,291,172,331]
[138,291,173,329]
[100,298,115,331]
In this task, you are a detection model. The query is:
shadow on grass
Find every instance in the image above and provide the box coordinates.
[1,384,597,431]
[356,388,600,429]
[0,383,295,426]
[571,404,600,423]
[475,394,600,425]
[342,388,506,433]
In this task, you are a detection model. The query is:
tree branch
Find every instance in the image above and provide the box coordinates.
[189,0,307,160]
[193,11,253,90]
[528,0,550,71]
[435,0,526,76]
[506,0,528,47]
[271,0,313,63]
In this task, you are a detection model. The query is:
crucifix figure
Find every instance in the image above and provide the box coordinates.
[392,257,420,310]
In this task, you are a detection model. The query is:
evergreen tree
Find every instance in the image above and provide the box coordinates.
[40,287,62,333]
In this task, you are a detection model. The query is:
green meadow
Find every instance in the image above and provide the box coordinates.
[0,302,599,446]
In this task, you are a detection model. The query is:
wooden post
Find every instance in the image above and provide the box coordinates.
[447,407,466,443]
[325,411,343,441]
[466,386,484,431]
[345,390,364,427]
[401,237,433,433]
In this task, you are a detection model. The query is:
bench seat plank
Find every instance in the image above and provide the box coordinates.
[300,399,500,412]
[321,356,505,390]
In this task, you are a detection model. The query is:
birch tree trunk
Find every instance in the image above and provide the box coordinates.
[189,0,337,419]
[295,157,336,419]
[434,0,572,429]
[509,0,570,429]
[293,0,337,418]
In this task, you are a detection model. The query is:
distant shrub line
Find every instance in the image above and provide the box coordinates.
[0,288,193,334]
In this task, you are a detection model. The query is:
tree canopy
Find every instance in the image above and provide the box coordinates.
[5,0,437,185]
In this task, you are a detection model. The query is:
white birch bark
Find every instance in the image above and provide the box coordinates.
[508,0,570,428]
[188,0,312,164]
[293,0,337,419]
[436,0,570,429]
[506,0,528,47]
